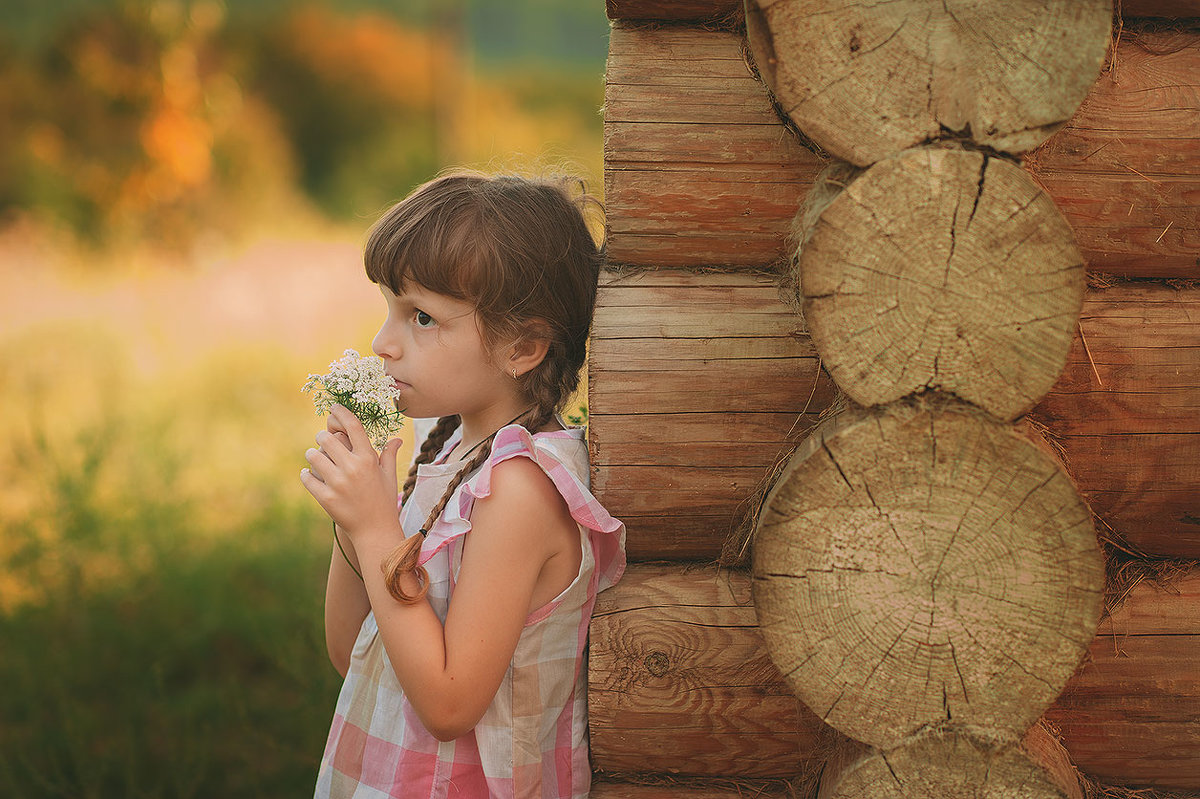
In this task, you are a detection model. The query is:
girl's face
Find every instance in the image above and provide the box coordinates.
[371,282,515,421]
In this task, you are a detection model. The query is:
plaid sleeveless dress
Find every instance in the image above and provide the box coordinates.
[315,422,627,799]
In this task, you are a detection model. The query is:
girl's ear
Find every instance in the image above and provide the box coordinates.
[506,321,552,378]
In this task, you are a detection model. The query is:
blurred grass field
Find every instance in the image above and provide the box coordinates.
[0,238,387,796]
[0,2,601,793]
[0,230,591,799]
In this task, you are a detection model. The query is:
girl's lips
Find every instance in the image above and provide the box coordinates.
[392,379,411,391]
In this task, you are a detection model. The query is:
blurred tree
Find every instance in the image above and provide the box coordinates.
[0,0,608,255]
[0,1,303,253]
[236,6,441,219]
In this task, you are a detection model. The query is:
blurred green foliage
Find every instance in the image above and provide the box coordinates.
[0,2,607,795]
[0,326,345,796]
[0,0,608,250]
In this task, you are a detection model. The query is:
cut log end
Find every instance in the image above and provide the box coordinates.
[819,725,1083,799]
[798,147,1085,421]
[753,400,1105,749]
[746,0,1112,165]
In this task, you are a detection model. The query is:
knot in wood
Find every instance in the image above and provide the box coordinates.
[643,650,670,677]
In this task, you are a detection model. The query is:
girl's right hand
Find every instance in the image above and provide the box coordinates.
[324,414,355,452]
[302,405,403,541]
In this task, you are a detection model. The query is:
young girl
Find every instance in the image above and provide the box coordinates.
[300,171,626,799]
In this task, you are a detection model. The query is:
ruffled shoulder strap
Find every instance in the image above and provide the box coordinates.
[417,424,627,592]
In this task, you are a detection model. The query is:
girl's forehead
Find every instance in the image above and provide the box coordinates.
[384,281,476,317]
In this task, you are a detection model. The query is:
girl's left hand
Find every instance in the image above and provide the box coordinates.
[301,404,403,542]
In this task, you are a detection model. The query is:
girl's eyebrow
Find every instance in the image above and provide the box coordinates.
[396,287,475,321]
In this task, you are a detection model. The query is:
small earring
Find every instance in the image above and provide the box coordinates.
[511,367,518,379]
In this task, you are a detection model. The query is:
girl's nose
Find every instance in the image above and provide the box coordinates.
[372,323,400,361]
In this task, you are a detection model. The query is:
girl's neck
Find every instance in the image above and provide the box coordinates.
[452,403,538,462]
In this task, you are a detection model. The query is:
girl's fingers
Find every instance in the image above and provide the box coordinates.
[300,468,333,509]
[326,415,353,449]
[329,405,373,453]
[379,438,403,487]
[304,446,334,482]
[315,430,351,461]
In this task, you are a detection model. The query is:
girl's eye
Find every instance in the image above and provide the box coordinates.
[414,310,435,328]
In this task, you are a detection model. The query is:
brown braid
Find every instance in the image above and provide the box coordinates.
[381,403,559,603]
[400,415,461,503]
[378,415,458,604]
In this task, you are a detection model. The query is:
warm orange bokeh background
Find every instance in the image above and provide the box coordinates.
[0,2,605,793]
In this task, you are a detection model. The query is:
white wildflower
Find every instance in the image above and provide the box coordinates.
[303,349,404,448]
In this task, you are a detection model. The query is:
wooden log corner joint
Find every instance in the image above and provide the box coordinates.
[591,0,1200,795]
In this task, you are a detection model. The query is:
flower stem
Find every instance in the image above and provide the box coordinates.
[332,521,363,582]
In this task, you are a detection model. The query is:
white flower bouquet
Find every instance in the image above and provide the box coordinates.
[303,349,404,448]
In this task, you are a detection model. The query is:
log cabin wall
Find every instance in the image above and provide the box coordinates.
[588,2,1200,797]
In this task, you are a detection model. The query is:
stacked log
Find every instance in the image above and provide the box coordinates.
[590,275,1200,561]
[794,148,1085,420]
[743,1,1111,165]
[815,724,1084,799]
[753,400,1104,743]
[589,564,1200,789]
[604,25,1200,277]
[606,0,1200,22]
[589,0,1200,795]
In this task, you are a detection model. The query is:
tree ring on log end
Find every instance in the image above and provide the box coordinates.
[819,725,1082,799]
[797,147,1084,421]
[744,0,1111,166]
[752,399,1104,750]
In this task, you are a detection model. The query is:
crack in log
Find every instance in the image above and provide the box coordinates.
[822,686,847,722]
[949,640,970,705]
[863,480,922,573]
[968,153,987,228]
[929,413,938,472]
[959,625,1059,693]
[786,70,855,114]
[821,440,855,491]
[1001,193,1041,225]
[945,194,960,289]
[860,620,912,698]
[858,17,908,58]
[881,752,904,787]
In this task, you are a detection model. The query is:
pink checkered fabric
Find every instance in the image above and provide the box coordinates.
[315,421,627,798]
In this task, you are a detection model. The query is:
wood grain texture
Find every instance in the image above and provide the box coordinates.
[587,268,834,561]
[1030,281,1200,559]
[605,0,1200,20]
[606,0,744,22]
[1023,28,1200,279]
[753,399,1104,750]
[745,0,1112,165]
[589,564,826,778]
[798,147,1085,421]
[818,726,1082,799]
[588,563,1200,789]
[604,25,1200,278]
[591,780,792,798]
[589,271,1200,561]
[1045,573,1200,788]
[604,24,824,269]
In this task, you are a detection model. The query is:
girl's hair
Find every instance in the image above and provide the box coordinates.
[364,170,603,603]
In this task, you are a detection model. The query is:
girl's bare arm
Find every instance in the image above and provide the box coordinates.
[302,409,574,740]
[317,422,374,676]
[324,525,370,677]
[353,457,572,740]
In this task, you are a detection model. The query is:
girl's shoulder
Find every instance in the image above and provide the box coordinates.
[421,420,626,591]
[491,418,586,471]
